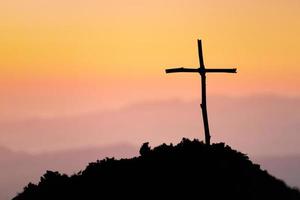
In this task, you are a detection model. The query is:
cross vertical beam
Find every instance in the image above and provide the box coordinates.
[198,40,211,145]
[198,40,205,69]
[165,39,237,145]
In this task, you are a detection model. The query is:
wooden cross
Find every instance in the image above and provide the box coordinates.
[165,40,237,145]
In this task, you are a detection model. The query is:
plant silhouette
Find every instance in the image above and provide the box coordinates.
[13,138,300,200]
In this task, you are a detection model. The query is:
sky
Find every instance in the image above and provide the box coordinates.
[0,0,300,151]
[1,1,300,198]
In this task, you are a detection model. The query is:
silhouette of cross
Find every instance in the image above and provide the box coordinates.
[165,40,237,145]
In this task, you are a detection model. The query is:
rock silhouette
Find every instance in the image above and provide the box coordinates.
[13,138,300,200]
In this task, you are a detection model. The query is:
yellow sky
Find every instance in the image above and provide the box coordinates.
[0,0,300,118]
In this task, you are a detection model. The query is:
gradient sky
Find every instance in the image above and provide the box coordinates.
[0,0,300,151]
[0,0,299,119]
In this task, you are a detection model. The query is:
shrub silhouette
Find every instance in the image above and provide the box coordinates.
[13,138,300,200]
[139,142,151,156]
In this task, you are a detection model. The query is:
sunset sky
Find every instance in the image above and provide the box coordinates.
[0,0,300,152]
[1,2,300,198]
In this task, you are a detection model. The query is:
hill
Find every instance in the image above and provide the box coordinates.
[0,144,137,200]
[13,139,300,200]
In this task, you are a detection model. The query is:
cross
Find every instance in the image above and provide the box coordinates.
[165,40,237,145]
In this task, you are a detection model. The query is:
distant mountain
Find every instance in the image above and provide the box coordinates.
[1,95,300,156]
[13,139,300,200]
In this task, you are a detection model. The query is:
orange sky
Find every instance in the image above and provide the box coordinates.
[2,3,300,198]
[0,0,300,119]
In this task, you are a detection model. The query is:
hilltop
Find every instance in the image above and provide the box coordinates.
[13,139,300,200]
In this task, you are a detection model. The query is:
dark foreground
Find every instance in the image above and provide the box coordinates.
[13,139,300,200]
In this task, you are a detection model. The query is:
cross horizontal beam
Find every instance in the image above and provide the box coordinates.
[205,68,237,73]
[165,67,237,74]
[165,68,198,73]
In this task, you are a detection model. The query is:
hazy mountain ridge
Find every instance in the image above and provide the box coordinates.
[13,139,300,200]
[1,95,300,155]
